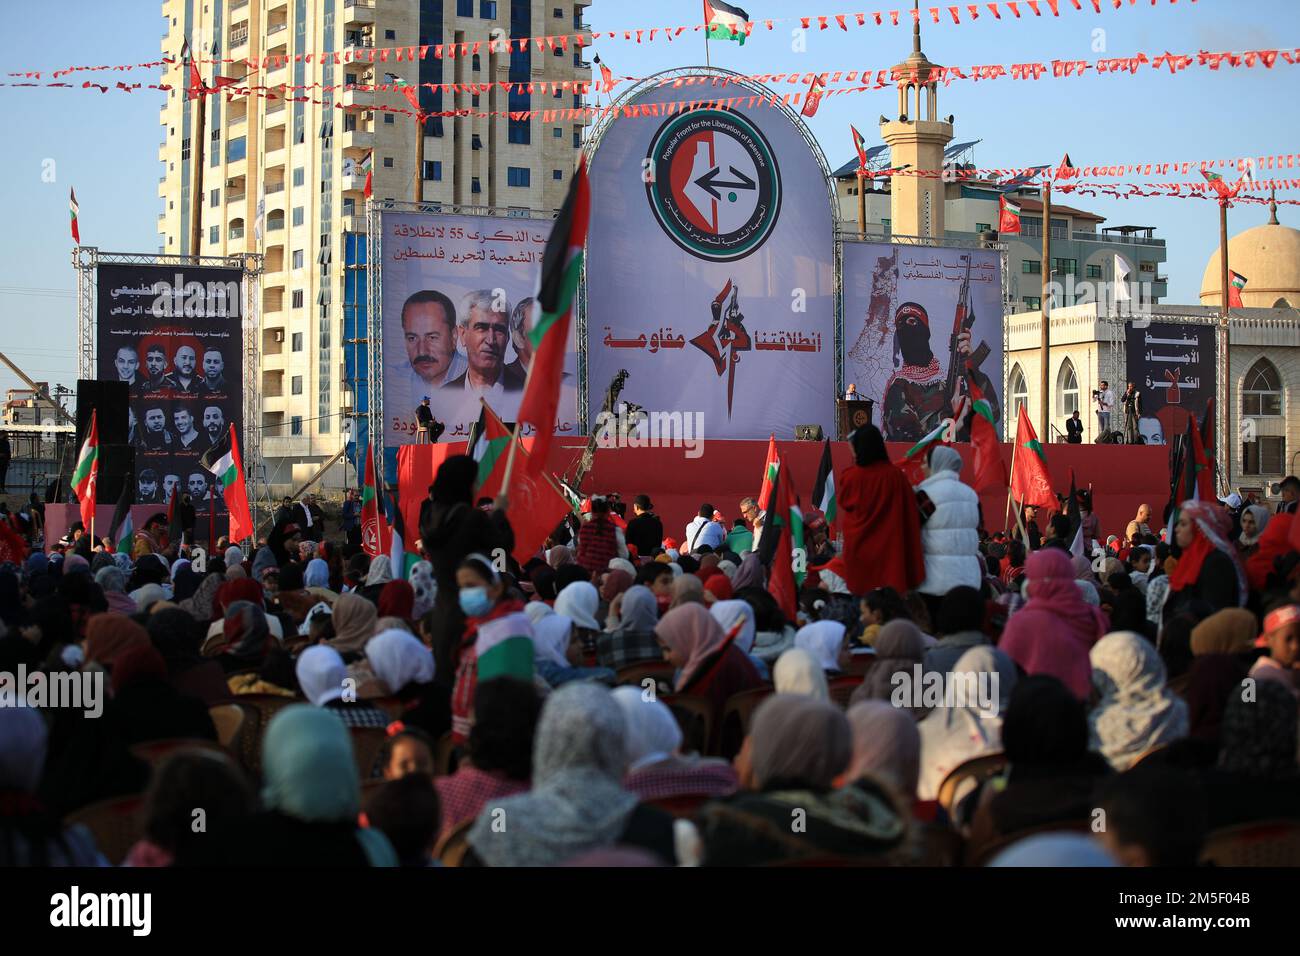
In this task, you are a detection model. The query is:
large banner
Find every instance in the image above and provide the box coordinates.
[842,242,1004,444]
[378,212,576,449]
[1124,321,1216,445]
[585,78,836,439]
[97,264,245,527]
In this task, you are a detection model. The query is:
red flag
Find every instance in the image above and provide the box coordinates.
[800,74,826,117]
[965,376,1008,491]
[0,515,28,565]
[71,409,99,532]
[1010,404,1056,509]
[756,435,779,512]
[757,451,802,623]
[182,40,202,100]
[360,443,391,557]
[998,193,1022,234]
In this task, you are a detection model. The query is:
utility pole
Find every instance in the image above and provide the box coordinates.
[1039,178,1051,440]
[189,42,207,256]
[1218,198,1231,488]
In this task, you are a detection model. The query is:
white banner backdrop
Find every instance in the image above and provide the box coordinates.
[378,212,577,448]
[585,77,836,439]
[842,242,1004,444]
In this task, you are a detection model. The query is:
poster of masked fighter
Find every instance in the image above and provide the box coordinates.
[842,243,1004,444]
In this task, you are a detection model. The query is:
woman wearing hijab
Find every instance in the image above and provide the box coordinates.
[596,584,663,671]
[408,561,436,619]
[327,591,379,662]
[914,445,983,602]
[365,628,452,740]
[709,598,768,680]
[696,695,905,866]
[105,644,219,746]
[611,686,738,802]
[356,555,395,605]
[1088,632,1188,771]
[599,569,634,623]
[294,645,390,727]
[795,620,849,676]
[218,601,275,676]
[206,578,285,642]
[998,548,1109,701]
[199,706,398,866]
[303,557,335,598]
[853,619,930,716]
[844,700,922,816]
[702,574,732,604]
[656,603,765,751]
[1165,499,1247,620]
[146,607,232,706]
[966,675,1112,855]
[731,552,765,592]
[466,683,677,866]
[1198,681,1300,829]
[377,579,416,621]
[95,566,138,616]
[418,455,515,688]
[532,613,616,689]
[1235,504,1270,559]
[838,424,924,597]
[916,645,1018,802]
[773,647,830,699]
[1189,608,1257,658]
[555,580,601,661]
[668,573,705,610]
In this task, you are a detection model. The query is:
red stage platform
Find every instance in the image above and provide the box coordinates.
[397,439,1170,550]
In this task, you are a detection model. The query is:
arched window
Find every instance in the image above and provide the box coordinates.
[472,54,481,72]
[228,218,245,240]
[1010,363,1029,419]
[1057,358,1079,417]
[1242,358,1282,416]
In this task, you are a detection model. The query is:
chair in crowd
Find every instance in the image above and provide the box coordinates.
[129,738,233,769]
[827,674,865,710]
[350,726,388,780]
[64,794,145,867]
[435,818,475,867]
[231,693,297,778]
[615,661,676,691]
[208,704,246,751]
[720,686,773,744]
[965,820,1092,867]
[844,652,877,678]
[662,695,715,757]
[1200,819,1300,866]
[936,751,1007,820]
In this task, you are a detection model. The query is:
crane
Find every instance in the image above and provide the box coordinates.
[0,350,77,426]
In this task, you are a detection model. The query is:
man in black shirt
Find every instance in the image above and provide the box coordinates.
[624,494,664,558]
[415,396,443,444]
[1065,409,1084,444]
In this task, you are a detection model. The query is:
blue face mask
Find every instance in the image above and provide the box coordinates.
[458,586,492,618]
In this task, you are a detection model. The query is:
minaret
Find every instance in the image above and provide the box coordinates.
[879,0,954,238]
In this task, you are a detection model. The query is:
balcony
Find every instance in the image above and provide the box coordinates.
[267,21,289,40]
[264,147,286,170]
[264,181,286,196]
[1075,229,1165,248]
[265,101,287,126]
[343,0,376,25]
[229,24,250,50]
[342,125,374,149]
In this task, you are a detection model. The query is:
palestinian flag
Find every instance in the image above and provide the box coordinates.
[471,401,513,499]
[1228,270,1248,309]
[108,480,134,555]
[757,434,779,512]
[998,194,1022,234]
[200,424,254,543]
[386,486,419,577]
[1200,398,1216,478]
[850,125,869,170]
[361,150,374,198]
[1200,168,1234,200]
[812,437,837,527]
[965,376,1007,491]
[898,421,948,486]
[757,452,804,623]
[1166,415,1213,539]
[478,403,572,562]
[516,154,589,477]
[1056,153,1077,181]
[360,443,390,557]
[1010,404,1056,509]
[1065,469,1084,558]
[69,188,81,244]
[71,410,99,532]
[704,0,751,44]
[800,74,826,118]
[592,54,615,94]
[475,609,536,682]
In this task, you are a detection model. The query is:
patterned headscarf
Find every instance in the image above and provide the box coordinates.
[1169,499,1247,605]
[408,561,436,618]
[1088,631,1188,770]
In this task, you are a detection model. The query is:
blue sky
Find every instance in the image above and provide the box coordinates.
[1,0,1296,397]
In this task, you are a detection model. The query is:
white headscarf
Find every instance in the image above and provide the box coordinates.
[532,614,574,669]
[716,559,738,581]
[365,555,394,587]
[555,581,600,631]
[795,621,846,672]
[773,648,830,700]
[223,545,244,567]
[1088,631,1188,770]
[611,685,683,771]
[295,645,348,707]
[524,601,555,626]
[365,628,436,693]
[607,558,637,577]
[710,599,757,653]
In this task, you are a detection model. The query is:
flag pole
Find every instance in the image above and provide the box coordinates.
[1217,196,1231,490]
[1039,175,1051,442]
[209,483,215,550]
[702,0,712,68]
[1002,429,1019,534]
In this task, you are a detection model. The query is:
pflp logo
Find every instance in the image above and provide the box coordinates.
[645,108,781,262]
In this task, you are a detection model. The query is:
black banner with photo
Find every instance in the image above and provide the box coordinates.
[96,263,245,540]
[1123,321,1216,447]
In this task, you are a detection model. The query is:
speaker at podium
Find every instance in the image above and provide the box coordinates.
[837,398,874,440]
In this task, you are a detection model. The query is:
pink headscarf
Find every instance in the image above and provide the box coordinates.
[655,603,728,690]
[998,548,1109,701]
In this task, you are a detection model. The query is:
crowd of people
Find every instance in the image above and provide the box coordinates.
[0,424,1297,867]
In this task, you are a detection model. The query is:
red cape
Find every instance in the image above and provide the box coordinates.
[837,460,925,596]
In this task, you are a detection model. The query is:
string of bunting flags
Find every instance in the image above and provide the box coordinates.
[5,0,1199,77]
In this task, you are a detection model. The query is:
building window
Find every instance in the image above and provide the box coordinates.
[292,249,304,269]
[210,188,221,207]
[384,29,396,40]
[480,0,497,17]
[291,375,303,395]
[509,121,531,145]
[573,128,581,148]
[344,113,357,133]
[1010,364,1029,422]
[553,169,563,180]
[1086,263,1103,279]
[573,94,581,109]
[1243,437,1285,476]
[1022,296,1041,310]
[209,225,220,244]
[292,206,304,227]
[553,127,562,138]
[383,156,394,168]
[228,219,245,240]
[267,210,285,232]
[472,177,482,194]
[472,93,480,107]
[472,134,482,150]
[290,332,302,352]
[975,222,991,233]
[1242,358,1283,416]
[291,415,303,436]
[473,54,481,71]
[1023,259,1041,274]
[1057,358,1079,418]
[226,136,246,162]
[292,289,304,308]
[1052,258,1077,277]
[424,160,442,181]
[507,167,530,187]
[293,167,305,187]
[553,6,562,15]
[880,218,891,230]
[1140,261,1156,274]
[457,0,473,14]
[384,113,395,124]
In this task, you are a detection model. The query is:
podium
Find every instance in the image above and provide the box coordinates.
[837,398,874,440]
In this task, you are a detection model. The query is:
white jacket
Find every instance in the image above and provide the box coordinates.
[914,469,983,596]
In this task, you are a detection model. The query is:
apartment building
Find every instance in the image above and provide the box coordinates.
[157,0,592,485]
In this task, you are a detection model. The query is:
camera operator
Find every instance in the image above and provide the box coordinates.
[1120,381,1142,444]
[1093,380,1115,437]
